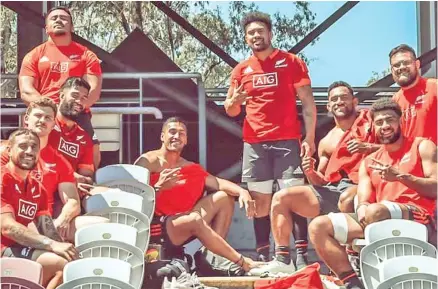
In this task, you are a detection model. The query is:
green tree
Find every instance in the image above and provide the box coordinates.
[367,67,392,86]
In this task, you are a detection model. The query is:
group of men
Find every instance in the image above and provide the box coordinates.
[1,7,436,289]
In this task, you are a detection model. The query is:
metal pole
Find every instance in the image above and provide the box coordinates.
[197,78,207,168]
[119,114,124,163]
[139,78,144,155]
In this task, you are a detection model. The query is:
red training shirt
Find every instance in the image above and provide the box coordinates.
[229,49,311,143]
[1,145,76,215]
[392,78,437,144]
[48,117,94,172]
[364,137,436,223]
[19,39,102,105]
[1,165,50,253]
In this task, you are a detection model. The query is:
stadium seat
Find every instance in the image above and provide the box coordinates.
[55,276,136,289]
[376,273,438,289]
[75,222,138,247]
[85,207,151,252]
[352,219,429,252]
[361,238,437,289]
[96,164,150,185]
[99,179,155,218]
[63,257,131,284]
[84,189,144,215]
[0,257,43,284]
[0,276,45,289]
[77,240,145,289]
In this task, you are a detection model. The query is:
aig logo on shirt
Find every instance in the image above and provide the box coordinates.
[18,199,37,220]
[50,62,69,73]
[253,72,278,88]
[58,137,79,158]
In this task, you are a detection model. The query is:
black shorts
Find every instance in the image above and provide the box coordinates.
[1,246,38,260]
[150,215,196,260]
[242,139,302,182]
[76,111,99,145]
[310,179,356,215]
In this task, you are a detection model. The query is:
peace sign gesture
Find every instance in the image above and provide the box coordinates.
[230,80,252,106]
[368,158,404,182]
[155,167,182,191]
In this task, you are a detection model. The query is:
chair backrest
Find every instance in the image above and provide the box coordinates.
[63,258,131,284]
[77,240,144,289]
[0,277,45,289]
[376,273,438,289]
[380,256,438,281]
[55,276,136,289]
[75,223,138,247]
[96,164,150,185]
[85,207,150,252]
[99,179,155,219]
[84,189,144,214]
[0,258,43,284]
[361,237,437,289]
[365,219,428,243]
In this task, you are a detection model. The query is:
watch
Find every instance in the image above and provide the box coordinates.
[42,237,52,247]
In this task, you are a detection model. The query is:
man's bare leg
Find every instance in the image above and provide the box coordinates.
[165,211,258,272]
[192,191,234,238]
[251,191,273,261]
[338,186,357,213]
[64,216,110,243]
[309,214,364,289]
[93,144,101,170]
[33,251,68,289]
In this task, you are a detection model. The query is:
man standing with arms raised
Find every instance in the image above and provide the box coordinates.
[19,6,102,168]
[224,11,317,265]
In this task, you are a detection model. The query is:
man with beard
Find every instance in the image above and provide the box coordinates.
[224,11,317,265]
[308,98,437,289]
[19,6,102,168]
[248,81,379,275]
[390,44,437,144]
[1,128,78,289]
[48,77,94,187]
[134,117,261,274]
[1,98,107,241]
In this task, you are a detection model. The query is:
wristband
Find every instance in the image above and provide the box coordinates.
[357,202,370,210]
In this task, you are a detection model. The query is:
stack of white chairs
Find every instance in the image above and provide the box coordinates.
[357,219,437,289]
[56,164,153,289]
[1,258,45,289]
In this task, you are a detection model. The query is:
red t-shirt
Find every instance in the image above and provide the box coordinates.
[392,78,437,144]
[229,49,311,143]
[364,137,436,222]
[1,165,50,252]
[19,40,102,104]
[1,145,76,215]
[48,118,94,172]
[150,164,209,216]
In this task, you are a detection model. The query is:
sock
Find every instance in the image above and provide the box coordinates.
[346,248,361,275]
[275,246,291,265]
[254,215,271,259]
[339,270,365,289]
[292,213,308,269]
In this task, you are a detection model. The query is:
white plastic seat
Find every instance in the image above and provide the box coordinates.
[85,189,144,214]
[352,219,428,252]
[96,164,150,185]
[63,258,131,284]
[75,222,138,247]
[380,256,438,281]
[99,179,155,219]
[376,273,438,289]
[1,257,43,284]
[361,238,437,289]
[55,276,136,289]
[77,240,144,289]
[85,207,150,252]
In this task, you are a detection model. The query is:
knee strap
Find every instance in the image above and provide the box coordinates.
[328,213,349,244]
[247,180,274,194]
[380,201,403,219]
[277,178,305,189]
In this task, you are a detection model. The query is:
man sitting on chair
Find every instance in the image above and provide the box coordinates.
[308,97,437,289]
[134,116,260,272]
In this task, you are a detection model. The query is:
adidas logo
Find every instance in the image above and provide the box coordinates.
[243,66,254,74]
[39,56,49,63]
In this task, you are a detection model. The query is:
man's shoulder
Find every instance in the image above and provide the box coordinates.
[425,78,437,93]
[27,42,48,55]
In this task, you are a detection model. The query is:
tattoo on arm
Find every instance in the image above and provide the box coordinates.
[36,215,63,242]
[7,225,50,250]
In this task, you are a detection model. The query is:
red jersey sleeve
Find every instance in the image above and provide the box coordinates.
[77,139,95,172]
[84,50,102,76]
[57,153,76,184]
[290,55,311,88]
[19,50,40,78]
[0,179,14,215]
[0,145,9,166]
[35,187,50,217]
